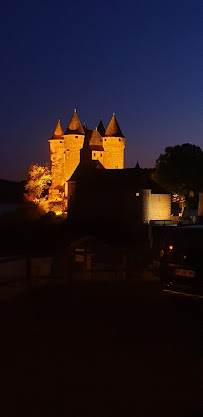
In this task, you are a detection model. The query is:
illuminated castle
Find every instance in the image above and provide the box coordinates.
[48,109,171,224]
[49,109,125,199]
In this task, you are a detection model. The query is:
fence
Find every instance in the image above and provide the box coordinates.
[0,246,151,299]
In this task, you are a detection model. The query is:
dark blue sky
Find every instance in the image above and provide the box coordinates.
[0,0,201,181]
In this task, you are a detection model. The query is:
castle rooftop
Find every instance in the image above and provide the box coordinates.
[105,114,124,138]
[84,129,104,151]
[65,109,85,135]
[51,119,64,139]
[68,165,168,194]
[97,120,106,137]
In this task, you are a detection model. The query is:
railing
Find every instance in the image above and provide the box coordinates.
[0,252,151,300]
[0,256,52,299]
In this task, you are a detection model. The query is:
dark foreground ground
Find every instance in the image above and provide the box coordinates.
[0,281,202,417]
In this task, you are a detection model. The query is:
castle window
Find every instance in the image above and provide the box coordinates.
[75,136,78,138]
[104,139,106,141]
[119,138,121,141]
[60,141,62,143]
[100,154,102,157]
[94,153,96,156]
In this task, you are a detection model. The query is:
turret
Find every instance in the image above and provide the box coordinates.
[63,109,85,194]
[51,119,64,139]
[81,128,104,165]
[49,119,65,192]
[97,120,105,137]
[103,114,126,169]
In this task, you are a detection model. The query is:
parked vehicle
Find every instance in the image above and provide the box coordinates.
[159,225,203,295]
[151,224,177,276]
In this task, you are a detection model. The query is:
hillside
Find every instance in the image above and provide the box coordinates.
[0,179,25,204]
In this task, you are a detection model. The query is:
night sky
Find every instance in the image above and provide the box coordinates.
[0,0,201,181]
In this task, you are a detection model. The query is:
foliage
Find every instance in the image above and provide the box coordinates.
[24,192,50,214]
[25,163,51,199]
[24,163,67,216]
[153,144,203,198]
[172,193,186,213]
[49,200,67,216]
[20,199,47,221]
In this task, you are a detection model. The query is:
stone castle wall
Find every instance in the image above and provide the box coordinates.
[92,150,104,165]
[198,192,203,216]
[103,137,125,169]
[64,134,84,185]
[49,140,65,189]
[141,190,171,223]
[148,194,171,221]
[50,133,125,190]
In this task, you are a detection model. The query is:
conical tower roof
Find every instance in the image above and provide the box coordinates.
[65,109,85,135]
[51,119,64,139]
[83,122,87,132]
[87,129,104,150]
[97,120,105,137]
[135,160,141,171]
[105,113,124,137]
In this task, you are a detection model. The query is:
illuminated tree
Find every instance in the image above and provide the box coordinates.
[49,200,67,216]
[172,193,186,213]
[25,163,51,199]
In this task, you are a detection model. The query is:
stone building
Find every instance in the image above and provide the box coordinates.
[67,161,171,230]
[198,193,203,217]
[48,109,171,224]
[49,109,125,200]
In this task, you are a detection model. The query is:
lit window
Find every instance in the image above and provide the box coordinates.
[135,192,139,197]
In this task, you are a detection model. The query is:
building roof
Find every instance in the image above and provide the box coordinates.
[91,145,104,151]
[84,129,104,151]
[51,119,64,139]
[97,120,106,137]
[68,165,169,194]
[69,159,104,182]
[105,114,124,138]
[65,109,85,135]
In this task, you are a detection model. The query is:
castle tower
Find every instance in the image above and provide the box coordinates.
[63,109,85,195]
[97,120,106,137]
[103,114,126,169]
[81,128,104,165]
[49,119,65,193]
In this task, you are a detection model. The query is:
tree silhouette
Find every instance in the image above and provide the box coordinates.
[153,144,203,198]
